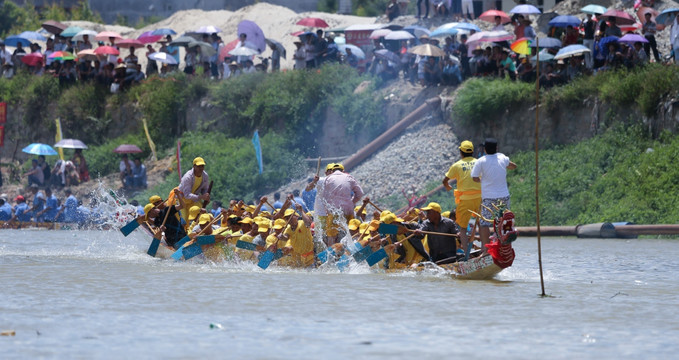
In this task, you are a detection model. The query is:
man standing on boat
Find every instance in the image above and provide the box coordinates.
[471,138,517,253]
[443,140,482,255]
[317,163,365,245]
[178,157,210,222]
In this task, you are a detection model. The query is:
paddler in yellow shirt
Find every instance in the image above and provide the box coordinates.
[280,204,315,267]
[178,157,211,222]
[442,140,482,254]
[264,218,291,265]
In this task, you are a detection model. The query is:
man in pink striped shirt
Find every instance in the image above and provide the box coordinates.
[320,163,365,244]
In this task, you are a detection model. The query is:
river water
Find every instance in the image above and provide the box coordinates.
[1,229,678,359]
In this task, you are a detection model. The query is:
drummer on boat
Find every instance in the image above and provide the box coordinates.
[178,157,210,223]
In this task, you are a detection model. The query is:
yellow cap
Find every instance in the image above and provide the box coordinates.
[144,203,154,215]
[354,206,366,215]
[368,220,380,232]
[348,218,361,231]
[244,205,256,213]
[273,218,287,230]
[421,202,442,213]
[193,157,206,166]
[260,210,272,219]
[326,163,335,171]
[284,208,296,217]
[198,213,212,225]
[380,212,402,224]
[188,206,201,221]
[257,220,271,232]
[239,217,254,224]
[333,163,344,171]
[441,211,450,218]
[148,195,162,204]
[359,222,369,233]
[459,140,474,153]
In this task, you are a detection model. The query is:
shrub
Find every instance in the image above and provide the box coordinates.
[453,78,534,125]
[57,82,110,144]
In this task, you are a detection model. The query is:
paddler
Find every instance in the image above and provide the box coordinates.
[412,202,459,263]
[147,189,187,249]
[380,211,429,267]
[178,157,210,222]
[280,203,315,267]
[442,140,481,255]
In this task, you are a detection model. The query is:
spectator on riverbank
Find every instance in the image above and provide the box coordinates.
[72,149,89,183]
[120,154,135,188]
[25,159,44,186]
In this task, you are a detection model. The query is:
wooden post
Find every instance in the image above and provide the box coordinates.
[535,37,546,297]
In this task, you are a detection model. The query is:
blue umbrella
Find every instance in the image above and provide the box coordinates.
[3,35,32,47]
[430,26,459,38]
[151,28,177,36]
[554,44,591,60]
[655,8,679,25]
[19,31,47,42]
[60,26,83,38]
[581,4,607,15]
[298,31,318,39]
[452,23,481,32]
[510,4,541,14]
[548,15,582,28]
[403,25,431,38]
[22,143,58,156]
[599,36,619,57]
[529,37,562,48]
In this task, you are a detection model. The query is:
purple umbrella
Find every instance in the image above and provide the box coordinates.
[619,33,648,44]
[113,144,142,154]
[236,20,266,54]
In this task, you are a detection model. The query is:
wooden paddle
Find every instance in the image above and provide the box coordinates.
[367,200,383,213]
[378,223,458,238]
[465,216,480,261]
[316,157,322,176]
[202,180,214,208]
[146,195,175,257]
[258,213,294,270]
[171,213,223,260]
[366,233,418,267]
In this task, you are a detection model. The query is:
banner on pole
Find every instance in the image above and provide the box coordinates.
[252,130,263,175]
[0,102,6,124]
[0,126,4,147]
[141,118,157,161]
[55,118,64,160]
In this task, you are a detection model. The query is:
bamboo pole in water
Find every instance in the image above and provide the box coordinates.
[535,38,546,297]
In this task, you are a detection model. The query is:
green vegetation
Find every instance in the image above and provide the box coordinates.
[453,78,534,125]
[0,0,103,38]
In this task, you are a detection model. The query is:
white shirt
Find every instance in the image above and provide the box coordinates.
[119,160,135,173]
[294,47,306,69]
[470,153,511,199]
[0,48,12,66]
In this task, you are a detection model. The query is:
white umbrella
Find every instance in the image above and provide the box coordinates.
[554,44,590,60]
[265,38,286,59]
[467,30,514,43]
[72,29,97,42]
[54,139,88,149]
[384,30,415,41]
[196,25,222,34]
[338,44,365,59]
[369,29,392,39]
[229,46,259,56]
[149,52,178,64]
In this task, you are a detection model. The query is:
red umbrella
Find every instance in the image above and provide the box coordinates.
[95,31,123,42]
[296,17,329,28]
[219,38,240,61]
[290,30,305,36]
[115,39,144,49]
[637,7,666,31]
[21,53,43,67]
[113,144,142,154]
[94,46,120,55]
[137,31,163,44]
[41,20,67,35]
[479,10,512,24]
[602,9,636,26]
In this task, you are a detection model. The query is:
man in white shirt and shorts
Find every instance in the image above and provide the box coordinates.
[471,138,517,252]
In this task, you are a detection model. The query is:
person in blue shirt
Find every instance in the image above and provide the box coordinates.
[292,189,308,212]
[302,178,316,211]
[0,195,12,221]
[9,195,31,223]
[130,200,145,216]
[131,158,147,189]
[272,192,283,209]
[76,200,92,225]
[210,201,222,218]
[25,184,46,222]
[58,189,79,223]
[36,187,59,222]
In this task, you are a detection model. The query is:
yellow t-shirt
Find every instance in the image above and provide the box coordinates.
[445,157,481,200]
[191,175,202,195]
[235,233,256,261]
[284,220,315,267]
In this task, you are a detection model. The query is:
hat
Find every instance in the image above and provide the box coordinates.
[257,219,271,232]
[483,138,498,146]
[229,61,238,66]
[368,220,380,232]
[244,205,256,213]
[115,63,126,69]
[380,211,403,225]
[325,163,336,171]
[15,195,25,202]
[284,208,296,217]
[459,140,474,153]
[359,222,369,234]
[188,206,201,221]
[193,157,206,166]
[421,202,442,213]
[441,211,451,218]
[149,195,162,204]
[239,217,254,224]
[332,163,344,171]
[198,213,212,225]
[348,218,361,231]
[354,205,367,215]
[144,203,154,216]
[260,210,272,218]
[0,193,7,201]
[273,218,287,230]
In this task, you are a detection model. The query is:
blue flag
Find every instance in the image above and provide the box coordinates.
[252,130,263,174]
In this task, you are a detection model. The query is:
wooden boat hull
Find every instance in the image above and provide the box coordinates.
[383,254,504,280]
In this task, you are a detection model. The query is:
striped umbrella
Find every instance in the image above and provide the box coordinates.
[510,38,532,55]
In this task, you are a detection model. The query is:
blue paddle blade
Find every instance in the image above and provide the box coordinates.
[171,247,184,260]
[120,219,140,236]
[317,247,335,263]
[174,236,190,249]
[182,243,203,260]
[378,223,399,235]
[236,240,257,251]
[273,249,284,260]
[258,250,275,269]
[366,248,387,266]
[147,238,160,257]
[337,255,351,271]
[354,242,364,252]
[196,235,216,245]
[352,245,372,263]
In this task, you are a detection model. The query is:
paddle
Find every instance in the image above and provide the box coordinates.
[316,156,322,176]
[258,213,294,270]
[146,195,175,257]
[367,200,383,213]
[145,221,161,257]
[120,215,143,236]
[465,216,480,261]
[202,180,213,208]
[171,214,223,260]
[366,233,418,267]
[378,223,458,238]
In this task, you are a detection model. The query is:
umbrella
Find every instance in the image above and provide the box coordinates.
[296,17,329,28]
[430,25,459,38]
[619,33,648,44]
[168,35,197,47]
[408,44,446,57]
[602,9,636,26]
[297,31,318,39]
[116,39,144,49]
[290,30,305,37]
[196,25,222,34]
[510,38,532,55]
[531,49,554,62]
[619,22,642,33]
[151,28,177,36]
[338,44,365,59]
[510,5,541,14]
[54,139,88,149]
[554,44,590,60]
[22,143,58,156]
[219,39,240,61]
[334,36,346,45]
[451,22,481,32]
[374,49,400,63]
[581,4,607,15]
[72,29,97,42]
[189,40,216,57]
[94,46,120,56]
[20,53,44,66]
[95,31,123,42]
[148,51,178,64]
[229,46,259,57]
[237,20,266,53]
[137,31,163,44]
[403,25,431,38]
[479,10,511,24]
[41,20,67,35]
[3,36,31,47]
[385,30,415,41]
[548,15,582,28]
[265,38,286,59]
[467,30,513,43]
[529,37,562,48]
[60,26,83,38]
[76,49,99,61]
[19,31,47,42]
[655,8,679,25]
[113,144,142,154]
[48,51,75,61]
[370,29,392,39]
